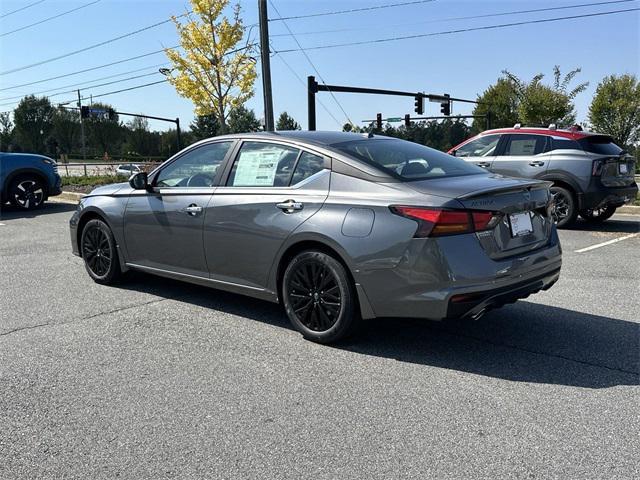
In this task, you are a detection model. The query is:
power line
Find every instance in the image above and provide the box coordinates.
[268,0,353,126]
[0,47,177,92]
[270,0,636,37]
[1,0,101,38]
[0,12,190,76]
[275,7,640,53]
[57,79,169,106]
[0,0,46,19]
[268,0,436,21]
[0,70,164,105]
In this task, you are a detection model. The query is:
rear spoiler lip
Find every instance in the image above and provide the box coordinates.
[457,180,552,200]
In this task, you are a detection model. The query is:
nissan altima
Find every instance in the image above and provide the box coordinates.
[70,131,562,343]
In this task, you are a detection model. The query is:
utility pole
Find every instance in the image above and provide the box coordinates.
[258,0,274,131]
[77,89,86,160]
[175,117,181,150]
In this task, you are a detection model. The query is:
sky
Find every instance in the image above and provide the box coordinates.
[0,0,638,132]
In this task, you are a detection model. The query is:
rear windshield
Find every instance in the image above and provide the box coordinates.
[331,138,485,180]
[578,136,624,156]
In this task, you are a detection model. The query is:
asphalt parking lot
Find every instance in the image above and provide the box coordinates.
[1,201,638,479]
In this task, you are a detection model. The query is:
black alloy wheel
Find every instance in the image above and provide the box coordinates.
[81,219,121,284]
[10,177,45,210]
[282,251,359,343]
[549,185,577,228]
[579,205,617,223]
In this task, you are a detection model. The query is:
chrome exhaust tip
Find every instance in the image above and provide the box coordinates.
[470,308,487,321]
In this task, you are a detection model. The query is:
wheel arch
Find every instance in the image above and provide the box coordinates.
[271,236,376,319]
[3,168,50,201]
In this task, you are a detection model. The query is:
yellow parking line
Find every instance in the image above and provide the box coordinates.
[575,233,639,253]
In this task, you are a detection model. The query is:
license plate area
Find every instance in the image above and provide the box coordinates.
[509,212,533,237]
[619,163,628,174]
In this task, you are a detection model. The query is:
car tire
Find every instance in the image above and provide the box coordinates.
[282,250,360,344]
[550,185,577,228]
[9,175,46,210]
[81,219,122,285]
[579,206,617,223]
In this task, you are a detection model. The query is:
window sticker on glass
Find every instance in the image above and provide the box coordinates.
[233,150,280,186]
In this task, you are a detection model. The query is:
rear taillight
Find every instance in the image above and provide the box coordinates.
[591,159,604,176]
[390,206,501,238]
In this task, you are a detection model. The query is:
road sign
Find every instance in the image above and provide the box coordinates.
[386,117,402,122]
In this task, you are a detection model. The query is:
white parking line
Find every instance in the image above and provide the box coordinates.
[575,233,639,253]
[0,222,5,226]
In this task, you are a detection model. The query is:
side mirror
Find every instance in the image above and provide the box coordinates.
[450,149,457,157]
[129,171,149,190]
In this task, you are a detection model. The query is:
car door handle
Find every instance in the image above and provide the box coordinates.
[276,200,304,213]
[182,204,203,216]
[529,161,545,167]
[476,162,491,168]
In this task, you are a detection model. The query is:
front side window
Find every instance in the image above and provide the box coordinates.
[332,138,484,181]
[227,142,301,187]
[455,134,501,158]
[156,141,232,187]
[502,134,547,156]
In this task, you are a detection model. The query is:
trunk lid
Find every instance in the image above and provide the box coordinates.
[598,154,635,187]
[407,173,554,259]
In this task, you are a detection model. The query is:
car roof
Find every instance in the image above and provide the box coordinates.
[479,127,597,140]
[214,130,388,147]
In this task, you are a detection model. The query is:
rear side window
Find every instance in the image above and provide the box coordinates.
[291,152,324,184]
[332,138,484,180]
[551,138,582,151]
[227,141,301,187]
[502,134,547,156]
[578,136,624,155]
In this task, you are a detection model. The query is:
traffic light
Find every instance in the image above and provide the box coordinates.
[414,94,424,115]
[404,114,411,128]
[440,94,451,116]
[376,113,382,130]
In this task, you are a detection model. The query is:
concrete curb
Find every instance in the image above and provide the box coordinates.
[49,191,85,204]
[618,205,640,215]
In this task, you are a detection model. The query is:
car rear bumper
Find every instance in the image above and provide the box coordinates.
[579,183,638,210]
[356,227,562,320]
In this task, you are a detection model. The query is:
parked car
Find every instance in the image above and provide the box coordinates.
[0,152,62,210]
[449,124,638,227]
[115,164,142,176]
[70,132,561,343]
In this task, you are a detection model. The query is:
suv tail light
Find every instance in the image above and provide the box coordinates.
[591,158,605,176]
[390,206,501,238]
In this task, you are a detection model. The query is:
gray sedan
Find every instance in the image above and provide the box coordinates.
[70,131,562,343]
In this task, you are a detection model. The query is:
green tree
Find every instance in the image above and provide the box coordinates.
[0,112,14,151]
[503,66,588,126]
[588,74,640,148]
[471,78,519,132]
[276,111,301,131]
[52,107,79,157]
[13,95,55,153]
[85,103,121,158]
[165,0,256,129]
[227,105,260,133]
[126,116,151,155]
[190,114,221,140]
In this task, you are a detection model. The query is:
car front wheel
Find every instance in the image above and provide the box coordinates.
[9,176,45,210]
[579,206,617,223]
[550,185,577,228]
[282,250,360,344]
[81,219,122,284]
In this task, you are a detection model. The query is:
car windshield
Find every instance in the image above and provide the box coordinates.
[578,136,624,156]
[332,137,485,180]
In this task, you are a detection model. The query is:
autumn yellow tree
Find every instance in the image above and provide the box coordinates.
[165,0,256,131]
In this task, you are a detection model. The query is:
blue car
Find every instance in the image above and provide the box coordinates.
[0,153,62,210]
